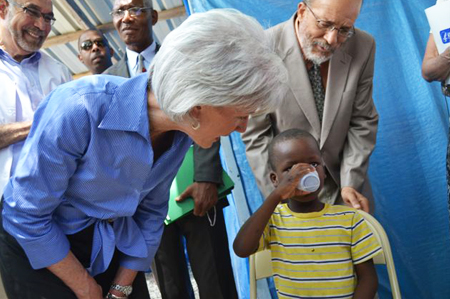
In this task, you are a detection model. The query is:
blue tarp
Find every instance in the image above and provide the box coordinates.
[186,0,450,298]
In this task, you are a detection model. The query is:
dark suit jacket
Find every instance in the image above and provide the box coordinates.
[103,53,131,77]
[104,46,223,186]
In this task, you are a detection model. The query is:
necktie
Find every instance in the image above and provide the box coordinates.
[308,64,325,123]
[137,54,146,74]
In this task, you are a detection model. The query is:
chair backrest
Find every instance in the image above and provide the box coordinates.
[249,210,401,299]
[357,210,402,298]
[249,249,272,299]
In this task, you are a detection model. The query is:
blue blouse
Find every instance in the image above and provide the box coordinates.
[2,74,192,276]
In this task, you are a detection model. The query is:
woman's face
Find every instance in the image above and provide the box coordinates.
[189,105,250,148]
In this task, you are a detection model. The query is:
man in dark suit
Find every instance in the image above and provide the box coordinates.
[105,1,237,298]
[104,0,158,77]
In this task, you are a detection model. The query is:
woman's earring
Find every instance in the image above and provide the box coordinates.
[191,120,200,130]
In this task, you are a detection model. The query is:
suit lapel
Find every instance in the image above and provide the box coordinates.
[119,54,131,78]
[280,16,321,138]
[321,48,352,147]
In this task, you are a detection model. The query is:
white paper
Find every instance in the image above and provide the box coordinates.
[425,1,450,84]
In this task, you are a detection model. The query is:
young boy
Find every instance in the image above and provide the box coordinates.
[234,129,382,299]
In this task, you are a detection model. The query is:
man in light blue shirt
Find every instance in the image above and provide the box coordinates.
[0,0,71,197]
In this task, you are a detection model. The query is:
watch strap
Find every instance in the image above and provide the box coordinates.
[106,293,127,299]
[110,283,133,296]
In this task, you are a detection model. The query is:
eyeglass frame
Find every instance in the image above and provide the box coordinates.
[109,6,152,19]
[80,39,107,51]
[6,0,56,25]
[304,4,355,39]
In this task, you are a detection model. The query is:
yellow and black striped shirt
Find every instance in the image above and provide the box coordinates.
[258,204,382,299]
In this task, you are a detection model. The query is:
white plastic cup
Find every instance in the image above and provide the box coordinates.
[297,170,320,192]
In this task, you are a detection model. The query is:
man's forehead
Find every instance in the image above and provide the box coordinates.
[19,0,53,12]
[113,0,144,9]
[81,31,103,41]
[308,0,361,24]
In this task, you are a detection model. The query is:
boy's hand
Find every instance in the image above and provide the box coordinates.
[275,163,315,200]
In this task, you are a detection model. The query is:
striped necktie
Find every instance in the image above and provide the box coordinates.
[137,54,146,74]
[308,64,325,123]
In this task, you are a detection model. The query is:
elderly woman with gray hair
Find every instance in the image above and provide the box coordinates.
[0,8,288,299]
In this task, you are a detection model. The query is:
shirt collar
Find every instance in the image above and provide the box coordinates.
[99,73,150,141]
[126,41,156,68]
[0,48,41,65]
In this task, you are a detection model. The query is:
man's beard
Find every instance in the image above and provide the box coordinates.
[298,21,337,65]
[7,11,46,52]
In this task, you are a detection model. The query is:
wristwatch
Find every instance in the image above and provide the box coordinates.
[110,284,133,296]
[106,293,127,299]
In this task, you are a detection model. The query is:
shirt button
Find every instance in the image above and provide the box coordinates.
[107,218,114,223]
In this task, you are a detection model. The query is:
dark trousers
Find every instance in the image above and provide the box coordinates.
[154,206,237,299]
[0,207,150,299]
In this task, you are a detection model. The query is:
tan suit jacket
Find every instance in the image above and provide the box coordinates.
[242,15,378,205]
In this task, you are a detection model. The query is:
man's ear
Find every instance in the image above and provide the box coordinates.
[297,2,307,19]
[270,172,279,187]
[109,47,114,57]
[151,9,158,26]
[77,54,84,63]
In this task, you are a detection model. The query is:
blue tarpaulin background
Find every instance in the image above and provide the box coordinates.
[185,0,450,298]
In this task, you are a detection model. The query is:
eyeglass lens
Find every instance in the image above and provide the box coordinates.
[81,40,105,50]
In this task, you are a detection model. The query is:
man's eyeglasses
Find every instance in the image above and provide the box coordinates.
[80,40,106,51]
[109,7,151,19]
[305,4,355,39]
[7,0,56,25]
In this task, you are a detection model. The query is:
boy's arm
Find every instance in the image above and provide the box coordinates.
[233,189,283,258]
[353,259,378,299]
[233,163,314,257]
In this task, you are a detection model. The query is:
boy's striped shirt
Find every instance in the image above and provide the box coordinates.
[258,204,382,299]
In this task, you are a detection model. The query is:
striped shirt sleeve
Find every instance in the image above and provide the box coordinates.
[351,212,383,264]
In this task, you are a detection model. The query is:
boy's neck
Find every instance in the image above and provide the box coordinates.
[287,199,325,213]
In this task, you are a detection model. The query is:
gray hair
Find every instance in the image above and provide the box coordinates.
[149,9,288,122]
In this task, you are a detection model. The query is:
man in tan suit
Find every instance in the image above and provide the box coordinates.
[242,0,378,212]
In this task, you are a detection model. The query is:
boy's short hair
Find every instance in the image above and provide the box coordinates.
[268,129,320,171]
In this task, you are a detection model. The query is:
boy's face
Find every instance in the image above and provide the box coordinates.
[270,137,325,202]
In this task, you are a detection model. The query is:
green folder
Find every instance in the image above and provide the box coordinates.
[164,146,235,225]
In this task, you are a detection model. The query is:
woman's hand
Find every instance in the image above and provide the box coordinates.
[47,251,103,299]
[74,278,103,299]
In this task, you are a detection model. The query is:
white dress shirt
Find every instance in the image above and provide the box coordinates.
[0,50,71,197]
